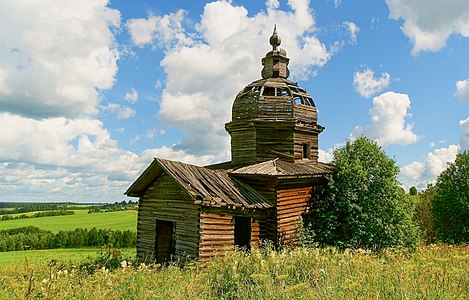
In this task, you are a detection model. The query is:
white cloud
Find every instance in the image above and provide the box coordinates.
[344,21,360,44]
[124,88,139,104]
[333,0,342,9]
[400,145,460,189]
[386,0,469,55]
[455,78,469,100]
[460,117,469,150]
[319,149,334,163]
[353,68,391,98]
[0,113,139,172]
[125,10,191,49]
[127,0,336,159]
[351,91,419,146]
[100,103,136,119]
[0,0,120,119]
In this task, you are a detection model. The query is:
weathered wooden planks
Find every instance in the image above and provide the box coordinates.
[198,213,234,263]
[137,173,200,262]
[277,186,313,246]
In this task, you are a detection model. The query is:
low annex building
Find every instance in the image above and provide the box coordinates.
[125,27,334,263]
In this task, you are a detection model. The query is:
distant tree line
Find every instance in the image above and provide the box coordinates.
[0,226,136,252]
[1,210,74,221]
[87,200,138,213]
[0,203,73,215]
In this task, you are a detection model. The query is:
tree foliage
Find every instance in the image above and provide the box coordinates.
[409,186,418,196]
[305,137,419,250]
[432,151,469,244]
[413,184,437,244]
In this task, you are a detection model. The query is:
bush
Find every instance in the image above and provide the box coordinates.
[304,137,419,251]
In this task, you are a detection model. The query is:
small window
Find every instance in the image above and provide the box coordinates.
[302,143,311,159]
[277,87,290,96]
[262,86,276,96]
[304,97,315,106]
[293,95,303,105]
[252,86,262,93]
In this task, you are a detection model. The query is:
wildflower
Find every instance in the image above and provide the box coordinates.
[121,260,127,269]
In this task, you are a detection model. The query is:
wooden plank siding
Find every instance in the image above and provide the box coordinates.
[199,213,234,263]
[276,186,312,245]
[137,173,200,262]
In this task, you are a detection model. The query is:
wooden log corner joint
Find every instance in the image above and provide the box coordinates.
[125,26,334,263]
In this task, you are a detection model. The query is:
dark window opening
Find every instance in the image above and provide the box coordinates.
[277,87,291,96]
[234,217,251,250]
[252,86,262,93]
[155,220,176,264]
[262,86,276,96]
[293,95,303,105]
[302,143,311,159]
[304,97,315,106]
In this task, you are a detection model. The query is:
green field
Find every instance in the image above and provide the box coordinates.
[0,210,137,232]
[0,248,135,267]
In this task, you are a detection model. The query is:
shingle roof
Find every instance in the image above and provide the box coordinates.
[125,158,272,209]
[230,159,334,176]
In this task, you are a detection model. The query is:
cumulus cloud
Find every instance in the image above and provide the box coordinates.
[460,117,469,150]
[353,69,391,98]
[0,0,120,119]
[125,9,192,49]
[400,145,459,189]
[124,88,139,104]
[455,78,469,100]
[351,91,419,146]
[386,0,469,55]
[127,0,336,159]
[100,103,136,119]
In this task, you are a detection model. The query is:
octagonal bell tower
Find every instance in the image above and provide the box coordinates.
[225,26,324,166]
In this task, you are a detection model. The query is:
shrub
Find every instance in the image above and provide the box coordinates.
[304,137,419,250]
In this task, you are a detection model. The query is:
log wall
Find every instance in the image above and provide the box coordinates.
[294,131,319,162]
[277,186,312,245]
[137,173,200,262]
[198,213,234,263]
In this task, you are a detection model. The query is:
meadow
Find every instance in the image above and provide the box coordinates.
[0,210,137,233]
[0,245,467,299]
[0,248,135,267]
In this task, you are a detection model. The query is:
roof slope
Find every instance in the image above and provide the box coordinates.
[231,159,334,176]
[125,158,272,209]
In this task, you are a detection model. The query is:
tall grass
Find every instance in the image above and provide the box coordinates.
[0,245,467,299]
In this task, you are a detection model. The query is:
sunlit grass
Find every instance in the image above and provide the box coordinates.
[0,245,467,299]
[0,210,137,232]
[0,248,136,267]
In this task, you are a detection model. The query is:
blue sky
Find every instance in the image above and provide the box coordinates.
[0,0,468,202]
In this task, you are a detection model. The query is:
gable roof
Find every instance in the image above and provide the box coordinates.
[125,158,272,209]
[231,159,334,176]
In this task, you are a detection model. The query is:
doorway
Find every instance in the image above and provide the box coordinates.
[155,220,175,263]
[234,217,251,250]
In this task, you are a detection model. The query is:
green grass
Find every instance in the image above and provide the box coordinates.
[0,210,137,233]
[0,248,135,267]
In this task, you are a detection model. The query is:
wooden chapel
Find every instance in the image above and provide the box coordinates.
[125,27,334,263]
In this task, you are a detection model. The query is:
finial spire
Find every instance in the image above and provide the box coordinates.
[261,25,290,79]
[269,24,281,51]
